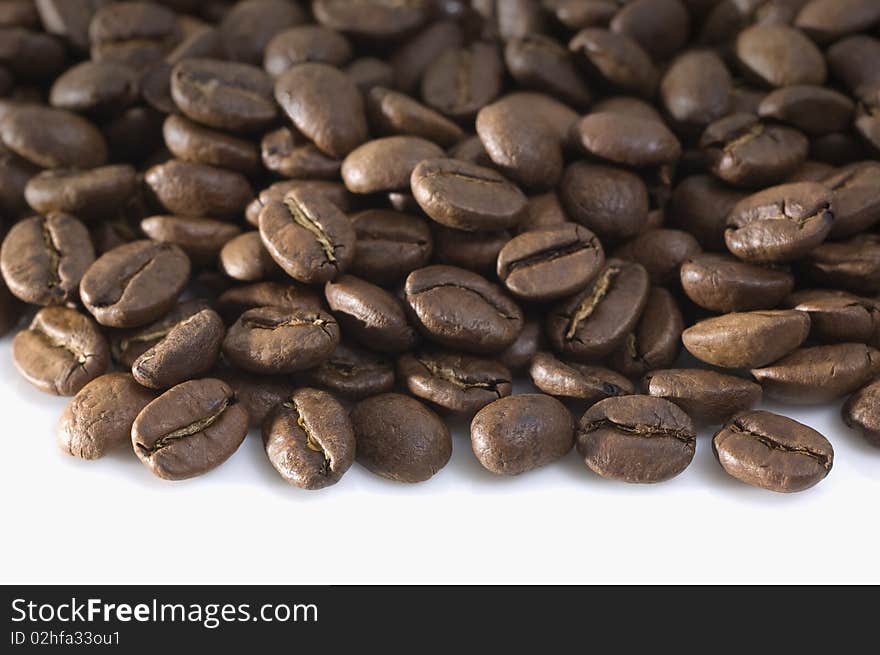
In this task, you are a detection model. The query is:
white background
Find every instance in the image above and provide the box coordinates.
[1,335,878,585]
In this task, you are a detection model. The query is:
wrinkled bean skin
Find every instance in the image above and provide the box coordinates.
[842,379,880,447]
[530,351,633,404]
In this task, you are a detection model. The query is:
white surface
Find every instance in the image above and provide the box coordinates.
[1,335,878,585]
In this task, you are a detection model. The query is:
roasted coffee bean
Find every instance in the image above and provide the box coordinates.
[787,160,836,183]
[141,215,240,267]
[12,306,109,396]
[263,388,355,490]
[305,342,395,400]
[610,0,690,60]
[545,0,619,30]
[24,165,138,221]
[405,265,523,353]
[569,28,658,98]
[421,42,503,120]
[517,193,570,235]
[111,299,209,367]
[398,351,512,414]
[219,0,306,65]
[725,182,834,263]
[643,369,762,426]
[498,317,544,373]
[827,35,880,97]
[1,212,94,306]
[476,0,545,40]
[58,373,156,460]
[170,58,276,132]
[258,186,356,284]
[559,162,649,242]
[145,159,253,220]
[215,281,323,324]
[825,162,880,238]
[681,253,795,313]
[163,114,260,174]
[131,308,224,390]
[218,231,281,282]
[735,24,826,88]
[351,393,452,483]
[325,275,417,353]
[275,62,368,158]
[35,0,109,53]
[432,226,509,275]
[660,50,732,130]
[682,310,811,369]
[592,94,664,122]
[669,175,746,252]
[260,126,340,180]
[577,395,696,484]
[713,410,833,492]
[264,25,352,77]
[102,105,163,162]
[758,85,855,137]
[503,34,591,109]
[803,234,880,293]
[88,1,180,70]
[842,379,880,447]
[530,351,633,404]
[222,306,339,374]
[342,136,444,195]
[795,0,880,44]
[366,86,463,147]
[350,209,432,286]
[496,224,604,302]
[312,0,429,40]
[411,158,528,232]
[788,291,880,346]
[49,60,138,117]
[345,57,394,92]
[810,131,867,166]
[132,378,249,481]
[573,112,682,168]
[608,287,683,379]
[247,180,352,227]
[546,259,650,361]
[80,240,191,328]
[390,19,463,95]
[701,114,808,188]
[0,26,65,79]
[0,105,107,168]
[470,393,573,475]
[614,229,701,285]
[751,343,880,404]
[211,366,292,429]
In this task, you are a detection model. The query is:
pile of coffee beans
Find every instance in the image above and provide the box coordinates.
[2,0,879,493]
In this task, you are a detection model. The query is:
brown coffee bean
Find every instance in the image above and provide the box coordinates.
[58,373,156,460]
[683,310,811,369]
[25,165,138,221]
[390,19,463,94]
[132,378,249,481]
[263,387,355,490]
[215,281,323,324]
[405,264,524,353]
[341,136,444,194]
[447,133,493,168]
[498,317,544,373]
[432,226,509,275]
[608,287,683,378]
[825,162,880,239]
[304,342,395,400]
[842,379,880,447]
[247,180,351,227]
[260,126,341,180]
[735,24,826,88]
[713,410,833,492]
[88,1,180,70]
[350,209,432,286]
[758,85,855,137]
[398,350,509,413]
[503,34,591,108]
[264,25,352,77]
[660,49,732,129]
[517,193,570,235]
[546,259,651,361]
[577,395,696,483]
[80,240,191,328]
[12,306,109,396]
[1,212,94,306]
[111,299,209,367]
[145,159,253,220]
[218,231,281,283]
[0,105,107,168]
[530,351,633,404]
[219,0,306,65]
[614,228,701,285]
[569,28,658,98]
[48,60,138,117]
[573,112,682,168]
[470,394,573,475]
[421,42,503,120]
[827,35,880,98]
[275,62,368,158]
[497,224,604,302]
[643,369,762,426]
[804,233,880,293]
[366,86,463,146]
[141,215,240,267]
[680,253,795,313]
[611,0,690,60]
[210,365,292,429]
[35,0,109,53]
[351,393,452,483]
[222,306,340,374]
[789,290,880,346]
[163,114,260,175]
[795,0,880,44]
[669,175,746,251]
[0,27,65,79]
[258,186,356,284]
[547,0,621,30]
[752,343,880,404]
[313,0,429,40]
[345,56,394,93]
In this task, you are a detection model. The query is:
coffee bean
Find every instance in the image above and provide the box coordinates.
[469,393,573,475]
[593,95,664,122]
[795,0,880,44]
[405,264,524,353]
[751,343,880,404]
[215,281,323,324]
[313,0,429,40]
[683,310,811,369]
[660,50,732,129]
[24,164,138,221]
[573,112,682,168]
[735,24,826,88]
[842,379,880,447]
[219,0,306,65]
[577,395,696,483]
[569,28,658,98]
[611,0,690,60]
[422,42,503,120]
[788,290,880,346]
[680,253,795,313]
[145,159,253,219]
[559,162,649,242]
[614,228,701,285]
[325,274,418,353]
[218,231,281,282]
[263,387,355,490]
[89,1,180,70]
[517,193,570,235]
[498,317,544,372]
[0,105,107,168]
[548,0,619,30]
[264,24,351,77]
[349,209,433,286]
[260,126,339,179]
[669,175,747,251]
[247,179,351,227]
[530,351,633,404]
[1,212,94,306]
[758,85,855,137]
[275,62,368,158]
[608,286,683,378]
[80,240,191,328]
[111,299,210,367]
[398,350,512,414]
[341,136,444,194]
[827,35,880,97]
[476,0,545,40]
[496,224,604,302]
[345,57,394,93]
[132,378,249,480]
[725,182,834,263]
[258,186,356,284]
[825,162,880,238]
[503,34,591,108]
[222,306,339,374]
[58,372,156,460]
[787,160,836,183]
[0,26,66,79]
[643,368,762,426]
[35,0,108,53]
[803,233,880,293]
[366,86,463,146]
[305,342,395,399]
[211,365,292,429]
[163,114,260,174]
[141,215,241,267]
[546,259,650,361]
[351,393,452,483]
[12,306,109,395]
[447,133,493,167]
[713,410,833,492]
[432,226,510,275]
[389,19,463,95]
